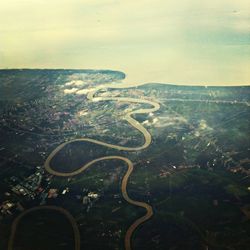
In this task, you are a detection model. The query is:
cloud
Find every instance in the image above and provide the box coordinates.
[64,88,78,94]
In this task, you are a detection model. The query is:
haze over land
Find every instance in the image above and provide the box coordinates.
[0,0,250,85]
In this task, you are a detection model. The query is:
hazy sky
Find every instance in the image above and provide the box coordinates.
[0,0,250,85]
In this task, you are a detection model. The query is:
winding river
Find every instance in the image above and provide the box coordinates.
[9,83,160,250]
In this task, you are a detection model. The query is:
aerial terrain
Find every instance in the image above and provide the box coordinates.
[0,69,250,250]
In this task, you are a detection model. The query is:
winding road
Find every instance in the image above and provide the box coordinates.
[9,83,160,250]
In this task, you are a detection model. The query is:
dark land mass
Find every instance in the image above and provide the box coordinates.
[0,69,249,250]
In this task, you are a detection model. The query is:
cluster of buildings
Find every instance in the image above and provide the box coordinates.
[0,163,102,220]
[0,167,49,217]
[11,169,43,200]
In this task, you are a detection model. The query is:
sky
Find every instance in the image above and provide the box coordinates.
[0,0,250,85]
